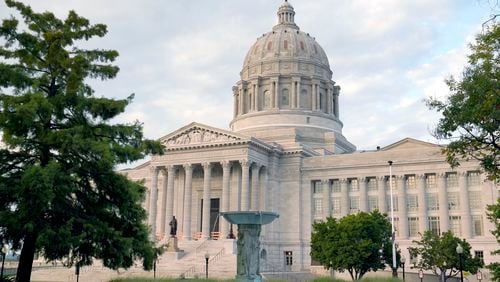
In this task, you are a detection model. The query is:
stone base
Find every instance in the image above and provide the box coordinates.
[166,236,180,252]
[162,251,184,260]
[223,239,237,255]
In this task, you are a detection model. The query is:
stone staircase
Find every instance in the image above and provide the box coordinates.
[30,239,237,282]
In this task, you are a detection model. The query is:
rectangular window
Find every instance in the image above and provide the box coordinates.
[386,195,399,212]
[427,194,439,211]
[407,194,419,212]
[313,198,323,218]
[426,174,436,189]
[472,215,483,236]
[408,217,419,237]
[448,192,460,210]
[387,176,397,190]
[367,177,377,191]
[368,196,379,211]
[331,179,341,193]
[428,216,440,236]
[474,250,484,264]
[349,178,359,192]
[449,216,461,236]
[446,172,458,188]
[350,196,359,213]
[284,251,293,266]
[406,175,416,190]
[312,180,322,194]
[331,197,341,215]
[468,171,480,186]
[469,191,482,210]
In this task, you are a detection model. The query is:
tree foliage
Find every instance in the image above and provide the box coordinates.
[426,23,499,181]
[486,198,500,281]
[311,211,399,281]
[409,231,483,282]
[0,1,163,281]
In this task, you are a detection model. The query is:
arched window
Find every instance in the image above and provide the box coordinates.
[300,41,305,51]
[267,41,273,51]
[284,40,288,50]
[281,89,290,108]
[263,90,271,109]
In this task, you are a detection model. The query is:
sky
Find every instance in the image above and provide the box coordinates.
[0,0,497,155]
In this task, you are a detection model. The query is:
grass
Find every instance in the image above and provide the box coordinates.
[109,277,401,282]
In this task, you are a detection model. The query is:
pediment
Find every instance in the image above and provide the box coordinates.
[381,138,442,151]
[159,122,249,148]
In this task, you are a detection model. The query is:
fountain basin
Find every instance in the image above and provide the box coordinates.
[220,211,279,225]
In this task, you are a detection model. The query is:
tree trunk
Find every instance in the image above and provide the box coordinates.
[16,232,37,282]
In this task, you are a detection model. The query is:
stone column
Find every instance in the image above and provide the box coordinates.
[397,176,408,239]
[340,178,349,216]
[311,83,317,111]
[322,179,331,218]
[437,173,449,233]
[416,174,428,234]
[275,79,279,108]
[291,80,297,108]
[182,164,193,240]
[149,166,160,240]
[159,168,168,238]
[165,165,176,236]
[251,163,260,211]
[240,160,250,211]
[260,167,269,211]
[377,176,387,214]
[296,80,302,108]
[254,81,259,111]
[333,86,340,117]
[202,162,212,239]
[359,177,368,212]
[458,172,472,238]
[221,161,232,238]
[233,86,238,117]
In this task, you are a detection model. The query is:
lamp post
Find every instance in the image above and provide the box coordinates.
[388,160,397,277]
[204,252,209,279]
[400,256,406,282]
[456,244,464,282]
[75,263,80,282]
[476,270,482,282]
[418,268,424,282]
[1,244,8,281]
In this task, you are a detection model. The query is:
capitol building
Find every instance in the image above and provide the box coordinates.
[123,0,498,273]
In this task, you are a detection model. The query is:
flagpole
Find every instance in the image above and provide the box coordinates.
[388,160,397,277]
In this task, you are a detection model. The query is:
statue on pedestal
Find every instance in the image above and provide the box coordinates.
[169,216,177,237]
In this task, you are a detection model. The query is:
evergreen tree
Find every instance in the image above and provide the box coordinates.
[0,1,163,281]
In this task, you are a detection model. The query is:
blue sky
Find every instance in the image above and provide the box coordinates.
[0,0,497,154]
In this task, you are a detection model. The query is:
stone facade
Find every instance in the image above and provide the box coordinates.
[122,0,498,273]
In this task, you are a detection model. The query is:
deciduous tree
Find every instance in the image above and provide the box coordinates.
[409,231,482,282]
[426,23,499,181]
[0,1,163,281]
[311,211,399,280]
[486,199,500,280]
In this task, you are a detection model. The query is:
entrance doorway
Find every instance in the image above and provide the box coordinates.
[200,198,220,239]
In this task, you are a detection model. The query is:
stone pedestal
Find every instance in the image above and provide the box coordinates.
[167,236,180,252]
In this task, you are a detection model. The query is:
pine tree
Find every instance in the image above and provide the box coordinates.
[0,1,163,281]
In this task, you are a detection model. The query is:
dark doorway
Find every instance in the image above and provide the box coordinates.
[200,198,220,239]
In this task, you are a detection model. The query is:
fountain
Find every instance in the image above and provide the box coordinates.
[220,211,279,282]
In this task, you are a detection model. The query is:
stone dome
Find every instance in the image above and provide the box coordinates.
[242,2,331,80]
[229,1,355,153]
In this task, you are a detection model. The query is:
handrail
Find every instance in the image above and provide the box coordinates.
[209,248,225,264]
[180,264,196,279]
[195,239,209,254]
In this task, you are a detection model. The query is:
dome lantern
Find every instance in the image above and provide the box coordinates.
[275,0,298,30]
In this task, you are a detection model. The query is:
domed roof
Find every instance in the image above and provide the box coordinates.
[242,1,330,74]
